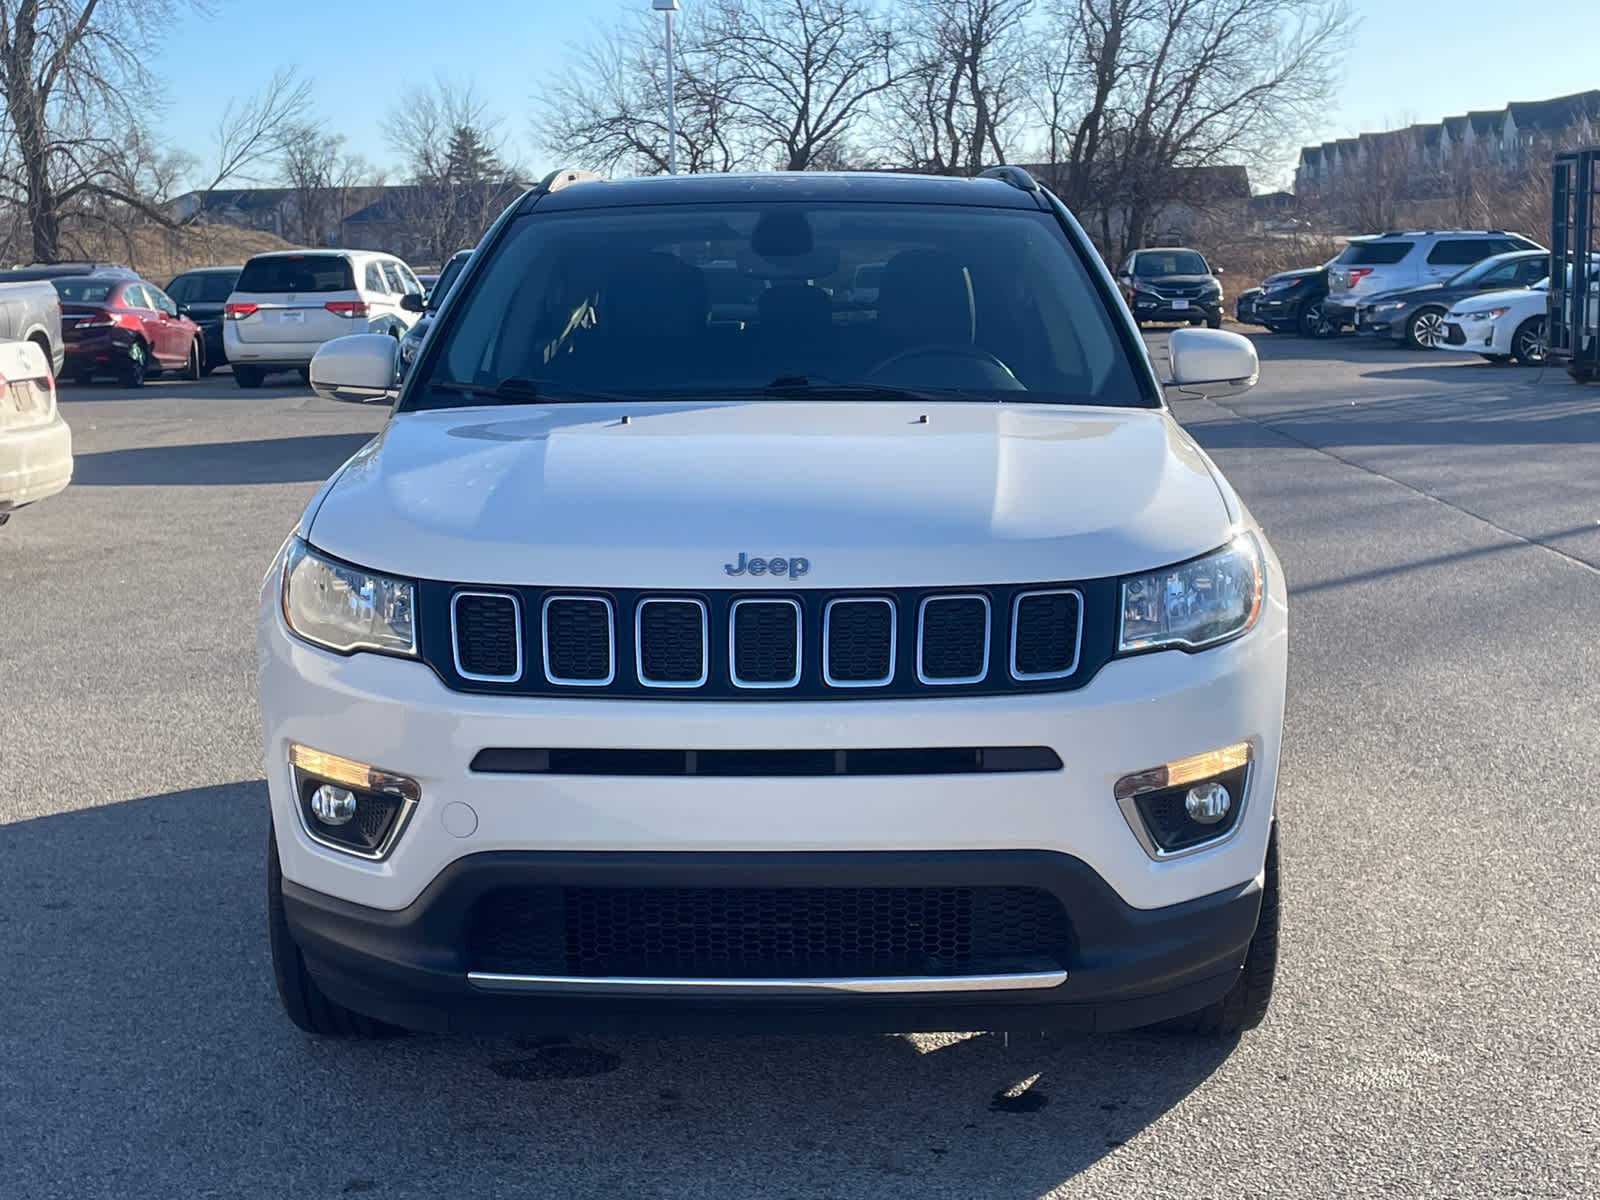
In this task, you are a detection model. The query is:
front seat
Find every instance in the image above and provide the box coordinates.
[875,249,975,354]
[757,283,833,377]
[594,252,711,379]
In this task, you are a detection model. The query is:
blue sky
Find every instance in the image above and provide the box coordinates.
[150,0,1597,191]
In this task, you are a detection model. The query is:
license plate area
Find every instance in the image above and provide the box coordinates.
[1170,298,1189,310]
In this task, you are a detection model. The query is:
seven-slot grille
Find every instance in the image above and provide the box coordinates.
[445,586,1086,695]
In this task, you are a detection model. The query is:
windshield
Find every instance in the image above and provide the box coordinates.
[1134,251,1208,276]
[411,202,1148,409]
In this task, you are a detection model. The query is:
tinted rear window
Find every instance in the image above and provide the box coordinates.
[1337,241,1414,266]
[167,271,239,304]
[235,255,354,294]
[413,202,1150,410]
[52,279,115,304]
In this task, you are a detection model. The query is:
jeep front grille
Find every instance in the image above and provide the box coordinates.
[430,582,1095,699]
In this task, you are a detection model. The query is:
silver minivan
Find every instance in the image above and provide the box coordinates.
[223,251,424,388]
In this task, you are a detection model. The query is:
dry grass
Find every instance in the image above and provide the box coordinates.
[47,223,298,284]
[1198,231,1346,288]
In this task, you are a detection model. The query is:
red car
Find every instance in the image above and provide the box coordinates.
[53,272,205,386]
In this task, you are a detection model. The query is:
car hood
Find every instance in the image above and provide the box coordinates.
[1447,285,1543,315]
[1263,268,1320,285]
[306,401,1234,589]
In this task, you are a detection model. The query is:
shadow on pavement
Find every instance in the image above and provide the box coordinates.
[71,433,376,486]
[0,783,1237,1199]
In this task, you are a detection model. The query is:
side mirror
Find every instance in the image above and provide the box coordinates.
[1214,266,1226,276]
[1164,328,1258,398]
[309,334,399,403]
[177,304,192,317]
[400,293,425,313]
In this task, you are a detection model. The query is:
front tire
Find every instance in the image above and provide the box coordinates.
[182,339,202,381]
[1511,316,1547,365]
[233,365,264,389]
[1404,308,1447,350]
[1205,311,1222,330]
[268,826,396,1039]
[1163,824,1280,1035]
[1297,301,1330,338]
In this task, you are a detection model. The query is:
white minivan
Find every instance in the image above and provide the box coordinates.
[223,250,424,388]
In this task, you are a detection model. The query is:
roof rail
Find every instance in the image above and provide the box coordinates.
[978,165,1039,192]
[538,168,605,193]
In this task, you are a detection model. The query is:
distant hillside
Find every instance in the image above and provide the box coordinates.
[42,224,298,282]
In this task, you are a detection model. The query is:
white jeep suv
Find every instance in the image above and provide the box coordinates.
[261,168,1288,1039]
[224,250,424,388]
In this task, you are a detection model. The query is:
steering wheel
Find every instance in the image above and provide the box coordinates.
[866,344,1022,388]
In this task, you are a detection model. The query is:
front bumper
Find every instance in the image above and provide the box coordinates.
[1438,318,1509,354]
[1128,296,1222,323]
[0,415,73,510]
[283,848,1264,1035]
[260,548,1287,1029]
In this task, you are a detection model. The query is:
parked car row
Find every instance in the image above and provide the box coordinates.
[0,247,455,389]
[1233,229,1553,363]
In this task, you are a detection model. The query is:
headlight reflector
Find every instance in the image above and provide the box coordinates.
[281,537,416,656]
[1119,534,1265,653]
[1463,307,1509,322]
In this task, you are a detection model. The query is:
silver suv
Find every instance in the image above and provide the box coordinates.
[1323,230,1542,329]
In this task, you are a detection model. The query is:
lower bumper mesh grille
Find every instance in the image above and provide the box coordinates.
[466,885,1072,979]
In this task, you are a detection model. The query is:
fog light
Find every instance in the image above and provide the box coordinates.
[310,784,357,825]
[1184,781,1232,824]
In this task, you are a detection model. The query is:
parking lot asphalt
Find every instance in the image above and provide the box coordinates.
[3,338,1598,1199]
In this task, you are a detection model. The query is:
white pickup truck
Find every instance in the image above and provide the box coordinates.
[0,274,68,376]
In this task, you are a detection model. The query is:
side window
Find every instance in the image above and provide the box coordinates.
[1427,239,1492,266]
[1517,258,1548,285]
[396,263,424,296]
[150,288,177,316]
[121,284,150,309]
[364,262,387,293]
[380,261,407,294]
[1479,262,1519,288]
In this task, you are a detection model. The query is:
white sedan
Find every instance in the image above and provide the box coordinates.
[0,340,71,525]
[1439,280,1549,365]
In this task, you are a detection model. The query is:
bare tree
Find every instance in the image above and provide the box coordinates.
[382,81,523,265]
[279,125,383,247]
[890,0,1034,175]
[537,11,744,176]
[190,69,313,204]
[1030,0,1351,259]
[701,0,899,171]
[0,0,191,261]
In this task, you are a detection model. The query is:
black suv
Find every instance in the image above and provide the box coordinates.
[1251,262,1334,338]
[1115,247,1224,328]
[164,266,242,375]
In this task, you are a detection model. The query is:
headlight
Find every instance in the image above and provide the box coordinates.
[281,537,416,656]
[1371,299,1407,312]
[1462,307,1509,323]
[1119,534,1265,653]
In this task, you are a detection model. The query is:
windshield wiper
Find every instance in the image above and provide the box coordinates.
[756,376,1002,403]
[427,377,624,404]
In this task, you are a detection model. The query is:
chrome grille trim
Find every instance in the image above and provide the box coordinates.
[449,591,523,682]
[1008,588,1085,682]
[728,597,803,689]
[635,597,710,688]
[822,596,897,688]
[541,594,616,686]
[916,593,992,685]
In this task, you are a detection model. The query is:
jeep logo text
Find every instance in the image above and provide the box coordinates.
[724,552,810,579]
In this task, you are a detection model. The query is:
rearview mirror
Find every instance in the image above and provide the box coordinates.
[400,293,425,313]
[309,334,399,403]
[1163,328,1258,398]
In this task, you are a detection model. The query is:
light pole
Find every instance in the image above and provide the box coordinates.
[652,0,679,174]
